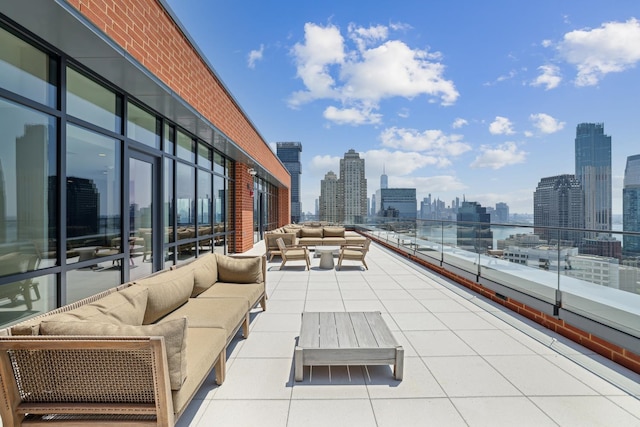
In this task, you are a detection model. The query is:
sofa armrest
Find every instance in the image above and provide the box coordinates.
[0,336,174,426]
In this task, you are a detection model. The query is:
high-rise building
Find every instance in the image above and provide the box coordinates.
[623,154,640,255]
[533,174,584,244]
[319,171,340,223]
[276,142,302,223]
[380,165,388,189]
[495,202,509,223]
[377,188,417,219]
[339,149,367,224]
[575,123,612,232]
[456,201,493,252]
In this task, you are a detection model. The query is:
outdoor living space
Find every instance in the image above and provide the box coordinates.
[175,241,640,427]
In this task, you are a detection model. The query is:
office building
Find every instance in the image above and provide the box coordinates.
[495,202,509,223]
[338,149,367,224]
[319,171,340,223]
[376,188,417,219]
[0,2,289,321]
[575,123,612,232]
[456,201,493,253]
[276,142,302,223]
[380,165,388,189]
[623,154,640,255]
[534,174,584,245]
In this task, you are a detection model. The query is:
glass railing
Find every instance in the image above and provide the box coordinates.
[357,219,640,340]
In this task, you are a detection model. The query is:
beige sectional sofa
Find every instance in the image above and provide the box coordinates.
[0,252,266,427]
[265,225,367,259]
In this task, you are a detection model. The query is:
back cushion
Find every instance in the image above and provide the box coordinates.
[283,226,301,237]
[134,269,194,324]
[186,253,219,297]
[323,227,345,237]
[216,254,263,284]
[39,317,188,391]
[300,227,323,238]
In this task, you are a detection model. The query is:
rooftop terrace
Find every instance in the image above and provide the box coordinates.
[176,240,640,427]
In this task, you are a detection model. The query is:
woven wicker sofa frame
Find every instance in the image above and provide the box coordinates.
[0,255,267,426]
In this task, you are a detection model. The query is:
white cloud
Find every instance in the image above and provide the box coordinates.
[489,116,515,135]
[379,127,472,157]
[363,149,452,175]
[557,18,640,86]
[288,22,459,119]
[452,118,468,129]
[541,39,553,48]
[531,64,562,90]
[397,108,410,118]
[323,105,382,125]
[470,142,527,169]
[247,44,265,69]
[523,130,534,137]
[529,113,565,134]
[309,154,341,174]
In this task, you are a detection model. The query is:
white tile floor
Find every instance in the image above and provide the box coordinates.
[177,242,640,427]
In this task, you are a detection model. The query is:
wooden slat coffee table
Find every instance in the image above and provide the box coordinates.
[295,311,403,381]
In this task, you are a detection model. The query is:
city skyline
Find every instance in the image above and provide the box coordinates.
[166,1,640,214]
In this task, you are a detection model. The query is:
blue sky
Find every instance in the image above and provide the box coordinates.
[165,0,640,215]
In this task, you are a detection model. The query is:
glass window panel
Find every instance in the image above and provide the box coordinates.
[0,27,57,107]
[66,124,121,265]
[176,162,195,259]
[164,123,174,155]
[198,171,212,236]
[163,157,174,245]
[214,152,224,175]
[66,264,121,304]
[176,130,194,162]
[67,67,121,132]
[127,102,160,148]
[0,98,57,275]
[214,175,226,237]
[0,273,56,328]
[198,142,212,169]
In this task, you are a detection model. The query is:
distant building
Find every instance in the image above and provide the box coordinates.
[276,142,302,223]
[456,201,493,253]
[533,174,584,245]
[623,154,640,255]
[319,171,340,223]
[504,245,577,270]
[565,254,620,289]
[376,188,417,219]
[497,233,547,250]
[495,202,509,223]
[581,235,622,261]
[339,149,367,224]
[380,166,388,189]
[575,123,612,233]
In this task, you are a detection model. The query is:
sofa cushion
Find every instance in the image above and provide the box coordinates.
[300,227,323,238]
[323,227,345,237]
[216,254,263,284]
[10,286,149,335]
[283,226,301,237]
[160,297,247,336]
[198,283,264,309]
[186,253,218,297]
[134,270,194,324]
[39,317,188,391]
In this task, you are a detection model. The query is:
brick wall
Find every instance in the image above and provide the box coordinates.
[68,0,291,246]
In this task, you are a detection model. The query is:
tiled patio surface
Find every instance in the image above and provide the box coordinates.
[177,242,640,427]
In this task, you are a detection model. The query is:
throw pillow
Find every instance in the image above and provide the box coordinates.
[216,254,263,284]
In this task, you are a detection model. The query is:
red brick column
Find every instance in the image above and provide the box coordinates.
[232,164,255,253]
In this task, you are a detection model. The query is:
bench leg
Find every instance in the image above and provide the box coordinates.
[215,349,227,385]
[294,347,303,381]
[242,312,250,338]
[394,346,404,380]
[260,294,267,311]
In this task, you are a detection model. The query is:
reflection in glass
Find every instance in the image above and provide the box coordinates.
[66,124,120,264]
[0,274,56,328]
[127,102,160,148]
[164,157,174,246]
[0,98,56,274]
[66,264,121,304]
[67,67,121,132]
[129,158,153,281]
[176,162,195,257]
[164,123,174,155]
[198,142,212,169]
[214,175,225,242]
[198,171,212,252]
[176,130,195,162]
[214,151,225,175]
[0,27,57,107]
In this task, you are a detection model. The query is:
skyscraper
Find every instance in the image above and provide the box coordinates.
[533,174,584,244]
[495,202,509,223]
[276,142,302,223]
[623,154,640,255]
[319,171,340,223]
[380,165,388,189]
[575,123,612,232]
[377,188,417,219]
[456,201,493,253]
[339,149,367,224]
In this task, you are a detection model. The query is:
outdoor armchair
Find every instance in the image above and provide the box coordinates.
[337,238,371,270]
[276,237,310,270]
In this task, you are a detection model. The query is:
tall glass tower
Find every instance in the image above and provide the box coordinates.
[575,123,612,233]
[276,142,302,223]
[623,154,640,255]
[339,149,367,224]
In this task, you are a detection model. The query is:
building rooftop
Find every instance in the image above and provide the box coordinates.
[176,241,640,427]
